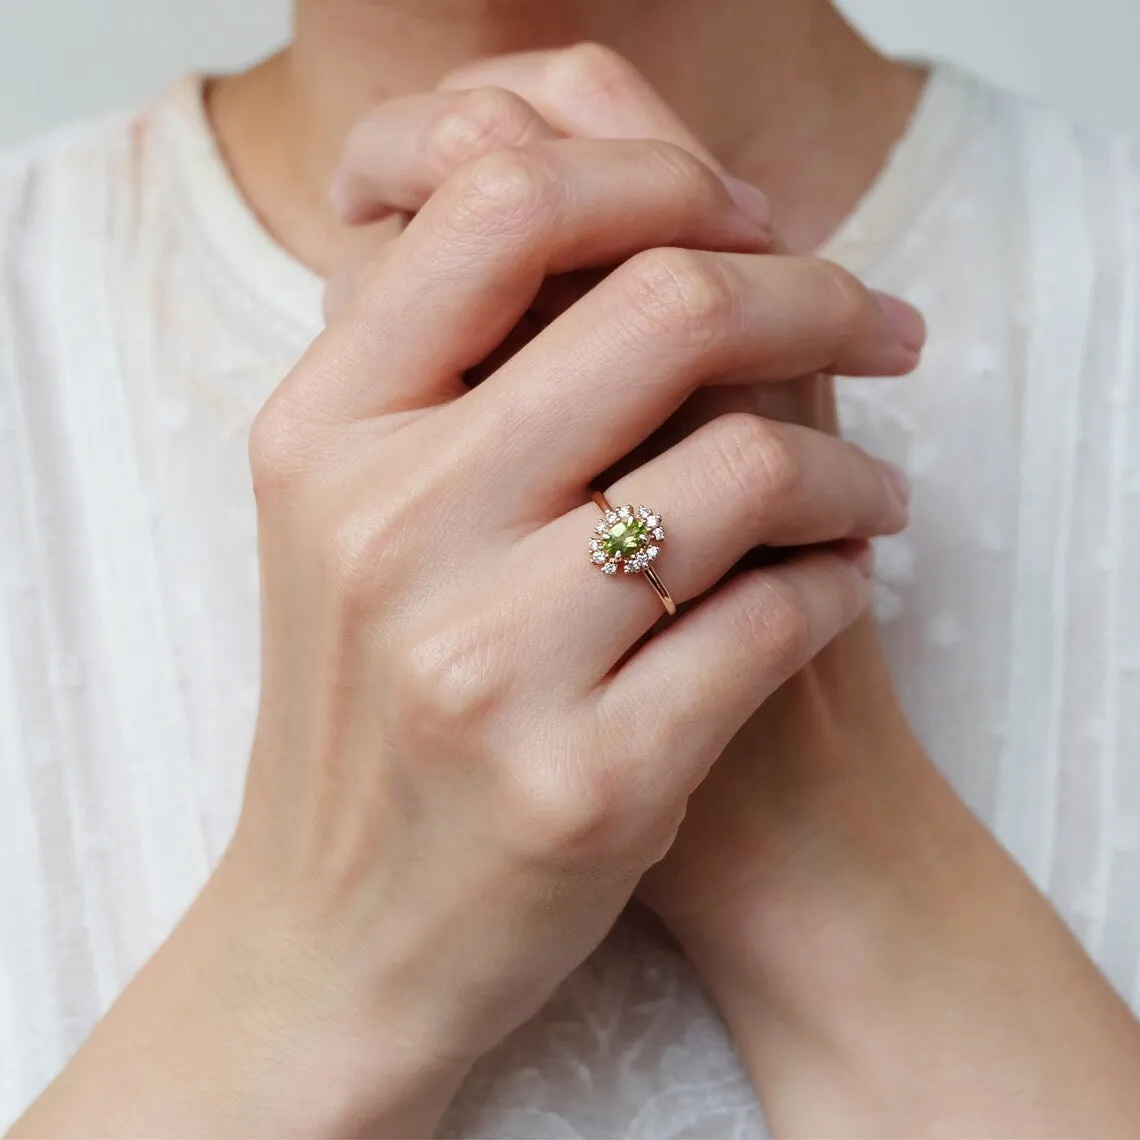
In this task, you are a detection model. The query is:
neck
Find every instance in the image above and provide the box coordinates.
[209,0,925,274]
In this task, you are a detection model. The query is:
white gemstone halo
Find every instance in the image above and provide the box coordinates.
[588,504,665,577]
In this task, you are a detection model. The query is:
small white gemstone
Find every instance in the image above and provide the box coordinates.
[602,561,618,575]
[589,540,601,551]
[605,510,619,524]
[595,522,607,535]
[618,505,632,519]
[647,546,660,560]
[638,506,651,519]
[624,562,638,574]
[652,527,665,541]
[646,516,660,528]
[592,552,607,564]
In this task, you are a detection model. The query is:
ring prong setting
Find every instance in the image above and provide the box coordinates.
[589,504,665,577]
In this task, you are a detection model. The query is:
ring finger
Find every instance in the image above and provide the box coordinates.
[517,412,908,682]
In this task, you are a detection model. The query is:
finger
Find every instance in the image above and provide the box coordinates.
[289,139,772,422]
[609,412,906,566]
[438,46,776,233]
[323,223,402,324]
[517,412,905,679]
[330,87,560,224]
[454,248,924,501]
[440,44,718,166]
[599,545,874,792]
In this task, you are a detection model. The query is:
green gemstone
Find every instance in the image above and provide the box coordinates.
[602,518,648,560]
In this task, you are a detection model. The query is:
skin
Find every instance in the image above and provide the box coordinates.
[10,3,1140,1138]
[208,0,927,269]
[325,54,1140,1135]
[13,69,916,1137]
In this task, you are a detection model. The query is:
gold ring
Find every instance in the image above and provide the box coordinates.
[588,492,677,616]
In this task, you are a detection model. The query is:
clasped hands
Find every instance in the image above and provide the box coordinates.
[22,45,1140,1140]
[319,37,923,958]
[226,43,922,1134]
[244,42,921,1133]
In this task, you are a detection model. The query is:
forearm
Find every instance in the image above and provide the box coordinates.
[9,864,469,1139]
[680,741,1140,1137]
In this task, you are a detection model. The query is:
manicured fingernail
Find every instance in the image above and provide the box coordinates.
[873,291,926,353]
[845,540,876,579]
[721,173,772,232]
[880,460,912,507]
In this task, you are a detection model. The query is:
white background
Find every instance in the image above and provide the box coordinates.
[1,0,1139,147]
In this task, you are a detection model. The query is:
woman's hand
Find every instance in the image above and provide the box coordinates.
[13,116,918,1138]
[236,137,914,1132]
[319,39,918,962]
[312,48,1140,1140]
[324,43,893,429]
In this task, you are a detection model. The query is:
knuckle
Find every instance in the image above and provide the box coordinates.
[248,397,318,502]
[846,439,892,502]
[428,87,542,169]
[393,622,506,735]
[617,247,736,349]
[703,413,801,507]
[324,245,393,323]
[754,578,814,680]
[813,257,870,336]
[326,494,417,597]
[506,706,676,862]
[507,744,636,862]
[449,147,556,240]
[512,771,617,859]
[638,138,719,208]
[752,423,804,505]
[328,507,393,595]
[338,251,392,317]
[548,41,642,109]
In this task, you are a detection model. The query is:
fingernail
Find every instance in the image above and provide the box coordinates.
[873,291,927,353]
[880,459,912,507]
[721,173,772,232]
[845,540,876,579]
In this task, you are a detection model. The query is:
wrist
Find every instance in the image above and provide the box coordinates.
[674,731,959,990]
[667,759,988,1131]
[192,851,475,1138]
[675,753,1140,1136]
[15,858,470,1139]
[660,681,929,951]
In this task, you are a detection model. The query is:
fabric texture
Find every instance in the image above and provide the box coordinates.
[3,65,1140,1137]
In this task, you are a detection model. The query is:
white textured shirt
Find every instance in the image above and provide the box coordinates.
[3,65,1140,1137]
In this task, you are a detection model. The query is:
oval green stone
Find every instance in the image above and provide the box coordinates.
[602,518,649,559]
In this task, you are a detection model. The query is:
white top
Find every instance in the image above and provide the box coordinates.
[3,65,1140,1137]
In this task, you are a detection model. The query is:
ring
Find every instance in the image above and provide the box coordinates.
[588,492,677,616]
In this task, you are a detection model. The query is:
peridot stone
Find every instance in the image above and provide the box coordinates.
[602,518,648,560]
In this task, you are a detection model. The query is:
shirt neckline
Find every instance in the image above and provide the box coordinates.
[160,75,327,341]
[158,60,979,337]
[819,61,980,274]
